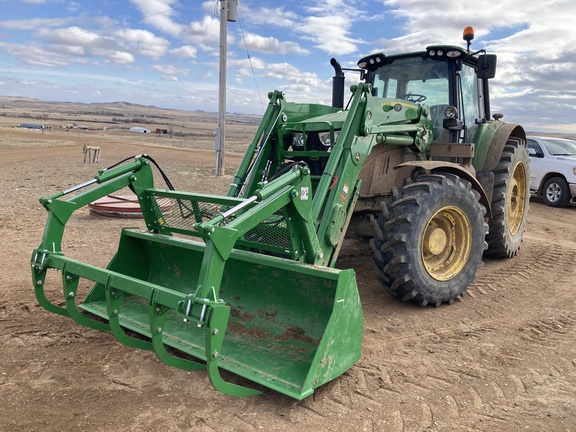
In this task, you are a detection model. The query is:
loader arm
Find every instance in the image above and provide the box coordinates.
[227,83,424,267]
[291,83,431,266]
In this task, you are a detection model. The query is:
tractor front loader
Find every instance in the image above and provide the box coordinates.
[32,28,529,399]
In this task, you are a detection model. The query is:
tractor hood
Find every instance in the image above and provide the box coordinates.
[282,96,425,143]
[292,109,349,133]
[281,102,347,133]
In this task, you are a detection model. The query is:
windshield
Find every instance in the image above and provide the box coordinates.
[371,56,450,106]
[541,138,576,156]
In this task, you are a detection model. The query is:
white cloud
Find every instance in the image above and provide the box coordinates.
[380,0,576,55]
[5,25,170,67]
[108,51,135,64]
[0,42,71,68]
[297,0,368,55]
[238,2,362,55]
[50,44,86,56]
[0,18,57,30]
[238,5,298,28]
[263,62,325,93]
[113,28,170,59]
[170,45,197,59]
[151,64,189,75]
[129,0,184,37]
[34,26,105,46]
[241,33,309,55]
[229,56,266,71]
[181,15,226,51]
[297,14,360,54]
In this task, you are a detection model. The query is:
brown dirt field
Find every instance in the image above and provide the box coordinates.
[0,126,575,432]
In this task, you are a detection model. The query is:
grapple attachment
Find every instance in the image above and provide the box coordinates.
[31,157,363,400]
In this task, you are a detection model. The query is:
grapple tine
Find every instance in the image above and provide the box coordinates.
[149,293,206,371]
[62,265,109,332]
[105,278,152,351]
[205,303,261,398]
[32,261,69,318]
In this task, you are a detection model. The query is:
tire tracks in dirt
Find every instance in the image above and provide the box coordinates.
[329,210,576,430]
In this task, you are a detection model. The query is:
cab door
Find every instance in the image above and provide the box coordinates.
[458,62,484,144]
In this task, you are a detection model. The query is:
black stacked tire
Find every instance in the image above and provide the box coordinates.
[370,173,487,307]
[485,139,530,257]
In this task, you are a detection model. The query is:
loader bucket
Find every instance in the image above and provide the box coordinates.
[32,158,363,399]
[78,228,363,400]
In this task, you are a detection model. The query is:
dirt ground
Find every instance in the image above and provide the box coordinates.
[0,126,575,432]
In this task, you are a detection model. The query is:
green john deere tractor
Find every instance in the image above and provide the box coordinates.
[31,27,529,400]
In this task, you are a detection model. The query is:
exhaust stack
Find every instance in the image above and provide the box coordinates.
[330,58,345,109]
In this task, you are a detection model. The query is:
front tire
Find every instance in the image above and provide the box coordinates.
[370,173,487,307]
[485,139,530,258]
[543,176,571,207]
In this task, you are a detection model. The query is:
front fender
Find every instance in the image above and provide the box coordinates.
[396,160,491,218]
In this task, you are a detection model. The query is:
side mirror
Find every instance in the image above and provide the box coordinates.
[443,117,464,131]
[477,54,497,79]
[527,147,544,158]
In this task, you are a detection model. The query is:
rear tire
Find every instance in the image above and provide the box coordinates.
[485,139,530,258]
[370,173,487,307]
[543,176,571,207]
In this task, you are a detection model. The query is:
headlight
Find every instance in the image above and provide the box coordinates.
[292,132,304,148]
[446,50,461,58]
[319,131,340,147]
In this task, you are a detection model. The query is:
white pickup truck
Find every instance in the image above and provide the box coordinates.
[527,135,576,207]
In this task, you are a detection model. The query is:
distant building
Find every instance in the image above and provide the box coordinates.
[19,123,49,129]
[156,128,168,134]
[130,126,151,133]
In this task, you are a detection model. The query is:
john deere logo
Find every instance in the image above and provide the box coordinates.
[355,152,361,161]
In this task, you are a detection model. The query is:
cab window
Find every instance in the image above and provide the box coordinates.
[459,63,482,143]
[371,57,450,140]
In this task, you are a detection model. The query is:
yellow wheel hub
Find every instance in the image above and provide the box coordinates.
[422,206,471,281]
[507,161,528,236]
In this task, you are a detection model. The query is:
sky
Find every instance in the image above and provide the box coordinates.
[0,0,575,132]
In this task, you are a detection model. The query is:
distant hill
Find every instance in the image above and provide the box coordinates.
[0,96,262,126]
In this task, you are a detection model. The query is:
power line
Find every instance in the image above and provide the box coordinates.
[237,14,265,114]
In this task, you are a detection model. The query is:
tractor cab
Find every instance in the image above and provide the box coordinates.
[356,27,497,145]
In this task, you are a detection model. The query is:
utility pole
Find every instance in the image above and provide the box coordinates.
[216,0,237,176]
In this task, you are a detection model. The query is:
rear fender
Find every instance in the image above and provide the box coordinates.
[473,122,526,172]
[396,160,491,218]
